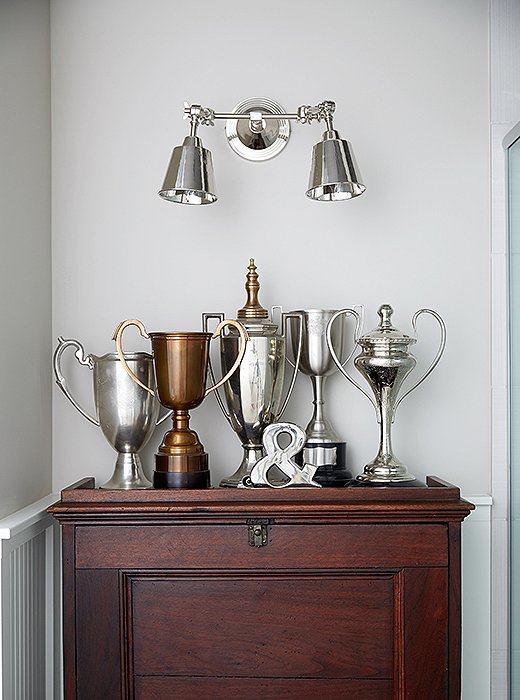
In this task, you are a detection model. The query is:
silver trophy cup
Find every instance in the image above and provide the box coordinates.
[288,309,359,485]
[203,312,302,487]
[327,305,446,482]
[53,336,168,489]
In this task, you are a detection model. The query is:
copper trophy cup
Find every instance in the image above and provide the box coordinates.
[114,319,247,488]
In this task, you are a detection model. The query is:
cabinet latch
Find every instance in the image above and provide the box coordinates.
[247,519,270,547]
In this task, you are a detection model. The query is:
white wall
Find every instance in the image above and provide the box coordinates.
[51,0,490,496]
[0,0,52,518]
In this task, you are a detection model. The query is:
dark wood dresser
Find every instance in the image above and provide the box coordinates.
[50,477,473,700]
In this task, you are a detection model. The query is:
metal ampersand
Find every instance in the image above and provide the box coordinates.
[241,423,321,488]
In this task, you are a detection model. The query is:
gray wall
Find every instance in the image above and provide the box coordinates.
[0,0,52,517]
[51,0,490,495]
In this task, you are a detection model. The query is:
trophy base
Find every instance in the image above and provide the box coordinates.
[99,453,152,490]
[296,442,352,487]
[154,452,210,489]
[357,461,415,483]
[153,469,210,489]
[220,445,275,488]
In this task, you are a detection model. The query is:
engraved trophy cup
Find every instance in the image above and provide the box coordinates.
[114,319,248,488]
[288,309,360,486]
[203,259,302,487]
[53,336,168,489]
[327,304,446,482]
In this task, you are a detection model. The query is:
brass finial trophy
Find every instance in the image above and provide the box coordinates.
[203,259,302,486]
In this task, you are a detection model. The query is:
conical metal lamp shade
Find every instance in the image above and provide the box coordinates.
[158,135,217,205]
[306,130,365,201]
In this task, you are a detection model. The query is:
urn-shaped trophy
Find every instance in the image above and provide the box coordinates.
[327,304,446,482]
[53,337,168,489]
[114,318,248,488]
[203,259,302,487]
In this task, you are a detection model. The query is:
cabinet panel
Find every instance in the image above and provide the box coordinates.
[75,570,121,700]
[76,523,448,569]
[134,676,394,699]
[130,574,394,679]
[399,567,449,698]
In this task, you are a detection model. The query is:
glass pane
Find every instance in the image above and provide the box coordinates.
[509,131,520,697]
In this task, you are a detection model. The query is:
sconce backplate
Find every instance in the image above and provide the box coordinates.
[225,97,290,162]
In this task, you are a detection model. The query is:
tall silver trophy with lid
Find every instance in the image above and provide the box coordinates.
[203,259,302,487]
[327,304,446,482]
[287,309,360,485]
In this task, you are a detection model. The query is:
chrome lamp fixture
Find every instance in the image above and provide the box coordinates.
[158,98,366,205]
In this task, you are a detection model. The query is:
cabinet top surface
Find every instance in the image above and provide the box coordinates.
[49,476,474,521]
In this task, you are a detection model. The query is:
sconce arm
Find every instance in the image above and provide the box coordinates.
[183,103,216,136]
[182,100,337,131]
[296,100,336,130]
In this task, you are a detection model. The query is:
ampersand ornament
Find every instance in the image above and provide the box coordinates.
[241,422,322,488]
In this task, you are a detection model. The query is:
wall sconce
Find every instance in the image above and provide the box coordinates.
[158,98,366,205]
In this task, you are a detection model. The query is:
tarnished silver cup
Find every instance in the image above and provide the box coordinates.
[288,309,357,485]
[53,337,168,489]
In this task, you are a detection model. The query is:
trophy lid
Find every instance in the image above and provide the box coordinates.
[359,304,416,346]
[235,259,279,336]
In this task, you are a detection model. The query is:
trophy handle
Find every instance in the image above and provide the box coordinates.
[394,308,447,412]
[336,303,364,368]
[202,312,233,424]
[156,408,173,425]
[204,319,249,395]
[53,336,100,426]
[112,319,155,396]
[326,308,376,408]
[276,311,304,418]
[278,305,363,371]
[272,306,296,371]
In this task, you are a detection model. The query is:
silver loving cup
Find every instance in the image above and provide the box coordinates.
[288,309,361,485]
[203,311,303,487]
[326,304,446,483]
[53,337,169,489]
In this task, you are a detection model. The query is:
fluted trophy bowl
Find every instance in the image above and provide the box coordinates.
[289,309,353,485]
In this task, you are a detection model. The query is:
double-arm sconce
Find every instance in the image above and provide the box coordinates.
[158,98,366,205]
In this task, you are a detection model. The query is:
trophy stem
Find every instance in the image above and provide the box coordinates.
[358,393,415,482]
[220,444,265,487]
[306,375,338,441]
[380,393,394,460]
[100,452,152,490]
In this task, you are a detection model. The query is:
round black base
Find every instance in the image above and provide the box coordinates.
[295,442,352,487]
[153,470,210,489]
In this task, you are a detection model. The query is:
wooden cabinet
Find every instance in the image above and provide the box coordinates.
[50,477,473,699]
